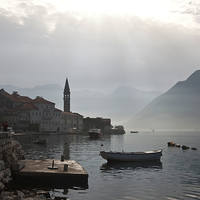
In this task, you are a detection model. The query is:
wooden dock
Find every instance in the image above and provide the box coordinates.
[13,159,88,188]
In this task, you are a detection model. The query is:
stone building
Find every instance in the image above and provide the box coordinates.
[61,112,83,133]
[0,89,65,132]
[0,78,83,133]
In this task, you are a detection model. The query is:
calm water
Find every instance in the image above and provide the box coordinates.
[13,131,200,200]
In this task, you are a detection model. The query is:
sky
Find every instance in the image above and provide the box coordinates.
[0,0,200,94]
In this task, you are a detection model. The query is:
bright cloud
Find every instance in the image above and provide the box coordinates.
[0,0,200,94]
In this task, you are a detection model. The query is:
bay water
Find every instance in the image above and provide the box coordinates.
[13,131,200,200]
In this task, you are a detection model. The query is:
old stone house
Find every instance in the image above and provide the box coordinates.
[0,78,83,133]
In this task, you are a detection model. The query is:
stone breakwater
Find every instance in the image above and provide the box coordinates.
[0,132,57,200]
[0,131,17,192]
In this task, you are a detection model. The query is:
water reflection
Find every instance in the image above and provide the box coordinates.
[13,131,200,200]
[100,160,162,171]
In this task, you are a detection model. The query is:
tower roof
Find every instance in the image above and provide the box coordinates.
[64,78,70,93]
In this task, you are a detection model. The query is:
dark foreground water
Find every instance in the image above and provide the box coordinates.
[13,131,200,200]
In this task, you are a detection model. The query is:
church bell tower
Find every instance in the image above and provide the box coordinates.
[63,78,70,112]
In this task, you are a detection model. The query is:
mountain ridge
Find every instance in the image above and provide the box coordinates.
[125,70,200,131]
[0,84,161,125]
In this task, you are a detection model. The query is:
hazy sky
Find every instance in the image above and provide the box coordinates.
[0,0,200,94]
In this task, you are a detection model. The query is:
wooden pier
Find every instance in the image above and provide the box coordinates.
[13,159,88,188]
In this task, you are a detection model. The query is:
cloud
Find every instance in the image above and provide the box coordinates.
[0,1,200,94]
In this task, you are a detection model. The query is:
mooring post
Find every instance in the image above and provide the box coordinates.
[52,160,54,168]
[61,155,64,161]
[64,164,68,171]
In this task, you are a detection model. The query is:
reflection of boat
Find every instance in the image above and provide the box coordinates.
[100,149,162,162]
[89,129,102,139]
[130,131,138,133]
[101,160,162,171]
[33,139,48,144]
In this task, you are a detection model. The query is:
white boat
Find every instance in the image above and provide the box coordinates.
[89,129,102,139]
[100,149,162,162]
[7,127,15,135]
[33,139,48,144]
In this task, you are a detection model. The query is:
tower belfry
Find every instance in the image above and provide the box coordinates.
[63,78,70,112]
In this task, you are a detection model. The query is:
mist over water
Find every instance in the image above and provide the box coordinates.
[14,131,200,200]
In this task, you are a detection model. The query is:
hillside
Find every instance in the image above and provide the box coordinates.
[125,70,200,131]
[72,86,161,124]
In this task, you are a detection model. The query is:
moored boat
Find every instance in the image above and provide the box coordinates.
[130,131,138,133]
[33,139,48,144]
[100,149,162,162]
[89,129,102,139]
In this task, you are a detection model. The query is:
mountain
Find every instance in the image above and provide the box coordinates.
[124,70,200,131]
[72,86,161,124]
[0,84,161,125]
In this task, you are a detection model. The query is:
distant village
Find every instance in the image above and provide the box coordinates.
[0,79,125,134]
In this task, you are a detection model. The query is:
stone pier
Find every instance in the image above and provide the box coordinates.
[13,159,88,188]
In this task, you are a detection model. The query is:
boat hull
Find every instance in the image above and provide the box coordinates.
[33,139,48,144]
[89,132,101,139]
[88,129,102,139]
[100,150,162,162]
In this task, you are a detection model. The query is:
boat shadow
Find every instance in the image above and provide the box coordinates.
[100,160,163,171]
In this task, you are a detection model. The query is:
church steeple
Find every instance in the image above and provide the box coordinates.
[63,78,70,112]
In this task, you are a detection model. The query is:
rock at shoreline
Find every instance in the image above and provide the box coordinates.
[0,190,52,200]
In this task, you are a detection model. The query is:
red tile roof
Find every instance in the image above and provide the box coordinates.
[0,89,54,105]
[32,97,55,104]
[17,104,38,110]
[0,89,33,103]
[62,111,82,116]
[55,108,62,112]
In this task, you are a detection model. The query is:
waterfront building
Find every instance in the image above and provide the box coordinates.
[62,112,83,133]
[0,78,83,133]
[83,117,111,133]
[0,89,66,132]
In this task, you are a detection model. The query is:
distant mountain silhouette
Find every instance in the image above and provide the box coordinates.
[125,70,200,131]
[72,86,161,124]
[0,84,161,125]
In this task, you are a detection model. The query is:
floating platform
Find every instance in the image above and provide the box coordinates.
[13,159,88,188]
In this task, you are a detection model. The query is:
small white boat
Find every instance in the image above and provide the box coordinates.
[100,149,162,162]
[33,139,48,144]
[89,129,102,139]
[7,127,15,135]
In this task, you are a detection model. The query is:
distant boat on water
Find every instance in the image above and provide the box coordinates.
[33,139,48,144]
[130,131,138,133]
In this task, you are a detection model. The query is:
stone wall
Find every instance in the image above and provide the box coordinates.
[0,132,12,160]
[0,131,25,192]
